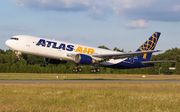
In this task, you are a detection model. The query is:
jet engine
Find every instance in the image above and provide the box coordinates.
[74,54,97,65]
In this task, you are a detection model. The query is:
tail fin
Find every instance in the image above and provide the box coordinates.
[136,32,161,61]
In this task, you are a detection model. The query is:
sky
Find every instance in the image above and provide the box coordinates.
[1,0,180,53]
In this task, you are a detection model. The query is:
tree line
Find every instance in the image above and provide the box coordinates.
[0,46,179,74]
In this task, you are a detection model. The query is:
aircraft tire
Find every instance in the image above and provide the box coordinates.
[72,69,75,72]
[90,69,97,73]
[90,69,94,73]
[96,68,100,72]
[93,69,97,73]
[72,69,78,73]
[78,68,82,72]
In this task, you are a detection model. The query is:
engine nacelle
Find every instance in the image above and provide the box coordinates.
[44,58,67,64]
[75,54,95,65]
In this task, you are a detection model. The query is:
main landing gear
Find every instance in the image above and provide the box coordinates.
[90,68,100,73]
[90,64,100,73]
[72,64,82,73]
[72,67,82,73]
[15,51,21,61]
[72,64,100,73]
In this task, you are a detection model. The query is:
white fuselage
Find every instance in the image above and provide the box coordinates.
[5,35,125,66]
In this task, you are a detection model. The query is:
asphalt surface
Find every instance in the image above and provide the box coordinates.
[0,79,180,83]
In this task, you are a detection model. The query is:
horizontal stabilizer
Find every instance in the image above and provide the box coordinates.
[141,60,176,64]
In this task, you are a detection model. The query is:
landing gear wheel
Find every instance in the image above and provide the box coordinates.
[93,69,97,73]
[15,51,21,61]
[72,63,83,73]
[17,58,21,61]
[90,69,97,73]
[72,68,82,73]
[72,69,78,73]
[96,68,100,72]
[72,69,75,72]
[78,68,82,72]
[90,69,94,73]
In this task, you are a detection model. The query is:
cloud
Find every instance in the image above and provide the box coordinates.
[87,1,113,19]
[13,0,180,22]
[112,0,153,15]
[124,19,149,29]
[111,0,180,22]
[14,0,96,11]
[14,0,112,19]
[173,5,180,11]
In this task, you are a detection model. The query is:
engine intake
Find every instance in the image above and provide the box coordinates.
[75,54,94,65]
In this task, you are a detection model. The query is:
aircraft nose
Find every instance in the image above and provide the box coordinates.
[5,40,10,47]
[5,40,12,48]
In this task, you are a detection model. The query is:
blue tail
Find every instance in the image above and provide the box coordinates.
[136,32,161,61]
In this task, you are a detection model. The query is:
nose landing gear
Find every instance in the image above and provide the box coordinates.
[15,51,21,61]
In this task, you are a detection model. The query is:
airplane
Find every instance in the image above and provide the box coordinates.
[5,32,175,73]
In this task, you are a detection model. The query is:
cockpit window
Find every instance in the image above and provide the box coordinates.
[10,37,19,40]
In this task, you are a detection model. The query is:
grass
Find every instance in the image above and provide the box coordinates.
[0,83,180,111]
[0,73,180,111]
[0,73,180,80]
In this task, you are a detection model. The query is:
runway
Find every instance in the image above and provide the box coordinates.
[0,79,180,83]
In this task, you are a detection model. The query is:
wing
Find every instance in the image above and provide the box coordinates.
[91,50,161,60]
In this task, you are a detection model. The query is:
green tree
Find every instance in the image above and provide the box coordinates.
[98,45,110,50]
[113,47,124,52]
[161,63,169,74]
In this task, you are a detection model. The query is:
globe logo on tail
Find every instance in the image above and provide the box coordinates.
[139,32,158,59]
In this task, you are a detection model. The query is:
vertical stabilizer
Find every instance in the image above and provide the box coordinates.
[136,32,161,61]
